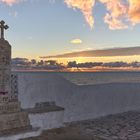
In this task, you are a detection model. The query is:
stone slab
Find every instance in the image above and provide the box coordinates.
[0,102,21,114]
[0,111,30,131]
[0,94,18,103]
[0,127,42,140]
[26,102,64,114]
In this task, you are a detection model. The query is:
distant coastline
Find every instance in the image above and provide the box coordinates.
[12,67,140,73]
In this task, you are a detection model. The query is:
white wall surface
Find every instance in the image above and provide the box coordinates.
[29,110,64,130]
[16,72,140,122]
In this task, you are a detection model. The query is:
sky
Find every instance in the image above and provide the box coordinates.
[0,0,140,59]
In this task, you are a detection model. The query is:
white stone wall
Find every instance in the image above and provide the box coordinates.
[29,110,64,130]
[16,72,140,122]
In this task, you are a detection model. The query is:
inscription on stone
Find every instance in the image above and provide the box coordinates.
[0,94,18,103]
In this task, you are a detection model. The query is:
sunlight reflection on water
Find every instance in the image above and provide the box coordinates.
[48,55,140,64]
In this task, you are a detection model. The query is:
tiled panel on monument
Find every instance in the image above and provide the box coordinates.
[0,21,31,133]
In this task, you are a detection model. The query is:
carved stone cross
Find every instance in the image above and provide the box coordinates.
[0,20,9,39]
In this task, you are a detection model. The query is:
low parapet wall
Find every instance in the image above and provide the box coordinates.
[16,72,140,122]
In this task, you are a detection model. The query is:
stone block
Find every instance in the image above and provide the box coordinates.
[0,111,30,131]
[0,94,18,103]
[29,110,64,130]
[11,74,18,95]
[0,101,21,114]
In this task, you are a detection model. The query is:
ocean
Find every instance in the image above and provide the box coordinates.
[15,71,140,85]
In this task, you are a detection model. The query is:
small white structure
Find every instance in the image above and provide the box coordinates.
[28,102,64,130]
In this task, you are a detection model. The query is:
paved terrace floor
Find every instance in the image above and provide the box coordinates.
[22,110,140,140]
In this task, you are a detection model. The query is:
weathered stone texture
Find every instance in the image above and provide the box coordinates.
[0,112,30,131]
[0,39,11,95]
[0,38,31,133]
[0,102,21,114]
[0,21,41,140]
[0,94,18,103]
[11,74,18,96]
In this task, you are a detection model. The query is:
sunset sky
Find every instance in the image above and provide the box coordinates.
[0,0,140,59]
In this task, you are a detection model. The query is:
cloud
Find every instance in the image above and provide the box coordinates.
[128,0,140,25]
[99,0,129,30]
[65,0,95,29]
[100,0,140,29]
[0,0,19,5]
[64,0,140,30]
[64,0,130,30]
[1,0,140,30]
[71,39,82,44]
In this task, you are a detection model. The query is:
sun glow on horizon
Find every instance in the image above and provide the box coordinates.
[37,55,140,65]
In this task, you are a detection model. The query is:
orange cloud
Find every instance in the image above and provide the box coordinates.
[64,0,130,30]
[64,0,95,29]
[1,0,140,30]
[129,0,140,24]
[100,0,128,30]
[1,0,18,5]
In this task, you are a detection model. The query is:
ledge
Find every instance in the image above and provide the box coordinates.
[25,102,64,114]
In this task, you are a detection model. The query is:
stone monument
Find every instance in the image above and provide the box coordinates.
[0,20,31,135]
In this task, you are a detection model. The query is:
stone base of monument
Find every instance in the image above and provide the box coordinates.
[0,95,42,140]
[0,28,42,140]
[26,102,65,130]
[0,127,42,140]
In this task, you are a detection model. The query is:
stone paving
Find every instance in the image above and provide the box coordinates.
[23,110,140,140]
[69,111,140,140]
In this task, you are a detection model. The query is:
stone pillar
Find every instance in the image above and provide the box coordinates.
[0,39,11,96]
[0,39,31,133]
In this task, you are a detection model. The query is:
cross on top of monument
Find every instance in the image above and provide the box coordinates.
[0,20,9,40]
